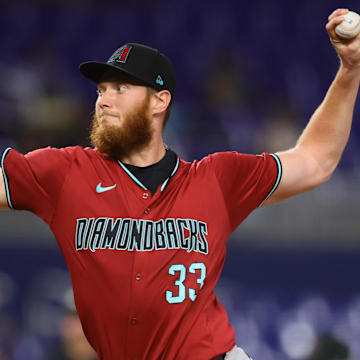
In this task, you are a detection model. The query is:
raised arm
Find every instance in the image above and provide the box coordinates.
[263,8,360,206]
[0,169,10,210]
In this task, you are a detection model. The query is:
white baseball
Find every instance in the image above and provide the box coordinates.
[335,11,360,39]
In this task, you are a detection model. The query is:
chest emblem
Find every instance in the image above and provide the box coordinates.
[96,183,117,194]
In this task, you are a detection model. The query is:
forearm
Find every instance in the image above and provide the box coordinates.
[296,64,360,177]
[263,9,360,206]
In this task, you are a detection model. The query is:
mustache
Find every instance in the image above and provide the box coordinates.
[99,111,118,117]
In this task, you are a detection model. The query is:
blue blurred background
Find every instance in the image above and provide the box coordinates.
[0,1,359,359]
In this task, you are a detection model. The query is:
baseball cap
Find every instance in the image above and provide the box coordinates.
[79,43,176,96]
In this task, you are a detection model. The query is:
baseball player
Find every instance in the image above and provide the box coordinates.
[0,8,358,360]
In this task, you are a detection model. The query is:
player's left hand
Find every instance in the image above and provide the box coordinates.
[326,8,360,71]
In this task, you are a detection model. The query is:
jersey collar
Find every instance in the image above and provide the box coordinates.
[117,154,180,193]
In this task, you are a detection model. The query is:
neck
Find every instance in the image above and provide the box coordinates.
[119,137,167,167]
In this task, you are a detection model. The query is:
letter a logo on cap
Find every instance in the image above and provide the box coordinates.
[156,75,164,86]
[108,45,132,64]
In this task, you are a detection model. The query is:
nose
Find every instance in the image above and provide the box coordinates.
[97,91,112,110]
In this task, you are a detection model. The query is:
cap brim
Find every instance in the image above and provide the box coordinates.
[79,61,151,87]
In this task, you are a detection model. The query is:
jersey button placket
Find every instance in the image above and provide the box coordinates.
[141,190,152,215]
[127,252,147,357]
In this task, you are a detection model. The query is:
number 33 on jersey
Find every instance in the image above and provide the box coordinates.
[166,262,206,304]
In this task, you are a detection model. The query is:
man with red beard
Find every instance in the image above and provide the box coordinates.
[90,72,165,165]
[0,9,359,360]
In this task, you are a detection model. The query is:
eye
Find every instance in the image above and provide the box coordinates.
[117,84,126,92]
[96,88,104,96]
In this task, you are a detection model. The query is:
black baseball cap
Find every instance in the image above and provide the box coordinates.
[79,43,176,96]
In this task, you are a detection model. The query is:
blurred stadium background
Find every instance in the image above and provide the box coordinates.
[0,0,359,359]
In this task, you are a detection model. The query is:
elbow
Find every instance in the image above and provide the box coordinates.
[303,146,340,188]
[321,171,333,185]
[315,162,336,187]
[321,154,342,184]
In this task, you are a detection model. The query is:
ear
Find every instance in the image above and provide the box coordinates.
[151,90,171,117]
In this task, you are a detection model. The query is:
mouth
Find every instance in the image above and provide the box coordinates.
[99,112,119,125]
[101,112,118,118]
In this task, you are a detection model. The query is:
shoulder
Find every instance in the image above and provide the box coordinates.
[24,145,111,164]
[184,151,254,171]
[176,152,247,178]
[2,146,112,174]
[180,152,279,181]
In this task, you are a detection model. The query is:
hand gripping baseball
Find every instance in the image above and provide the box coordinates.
[326,8,360,70]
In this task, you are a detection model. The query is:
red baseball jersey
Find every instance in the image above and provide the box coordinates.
[1,146,281,360]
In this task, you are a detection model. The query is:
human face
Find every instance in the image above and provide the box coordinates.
[91,78,154,160]
[95,78,149,128]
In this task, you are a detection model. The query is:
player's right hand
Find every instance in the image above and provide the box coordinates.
[326,8,360,72]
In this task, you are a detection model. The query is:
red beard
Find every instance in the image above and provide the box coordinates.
[90,95,153,160]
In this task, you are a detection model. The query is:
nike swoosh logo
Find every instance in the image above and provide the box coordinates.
[96,183,117,193]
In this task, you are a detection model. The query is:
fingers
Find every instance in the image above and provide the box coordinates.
[326,9,350,42]
[328,8,348,21]
[326,17,344,40]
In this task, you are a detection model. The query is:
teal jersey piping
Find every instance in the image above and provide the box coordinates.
[1,147,14,209]
[118,156,180,193]
[117,161,148,190]
[259,153,282,207]
[161,157,179,192]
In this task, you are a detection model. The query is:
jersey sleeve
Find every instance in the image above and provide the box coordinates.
[209,151,282,230]
[1,146,74,223]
